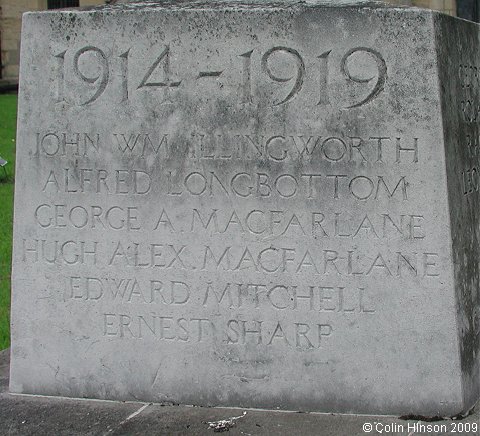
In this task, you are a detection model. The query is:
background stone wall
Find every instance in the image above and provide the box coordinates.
[0,0,43,82]
[0,0,96,83]
[384,0,456,15]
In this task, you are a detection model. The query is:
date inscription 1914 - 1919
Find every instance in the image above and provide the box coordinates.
[54,45,387,108]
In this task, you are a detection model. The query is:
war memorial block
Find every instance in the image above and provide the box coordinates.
[9,0,480,416]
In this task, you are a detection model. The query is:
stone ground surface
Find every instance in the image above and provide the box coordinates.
[0,350,478,436]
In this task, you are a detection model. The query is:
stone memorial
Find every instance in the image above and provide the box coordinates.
[10,0,480,416]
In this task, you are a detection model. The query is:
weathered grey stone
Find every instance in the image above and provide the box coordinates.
[10,0,480,416]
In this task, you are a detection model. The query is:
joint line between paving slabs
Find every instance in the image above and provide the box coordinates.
[105,403,151,434]
[121,403,151,424]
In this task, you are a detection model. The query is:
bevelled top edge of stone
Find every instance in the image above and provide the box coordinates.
[84,0,391,11]
[24,0,407,16]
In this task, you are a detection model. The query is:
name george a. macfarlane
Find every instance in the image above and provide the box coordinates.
[33,203,426,239]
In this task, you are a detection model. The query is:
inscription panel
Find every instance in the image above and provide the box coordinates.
[10,3,463,415]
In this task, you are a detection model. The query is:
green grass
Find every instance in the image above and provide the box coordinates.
[0,94,17,349]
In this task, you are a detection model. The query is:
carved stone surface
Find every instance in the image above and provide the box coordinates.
[10,0,480,415]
